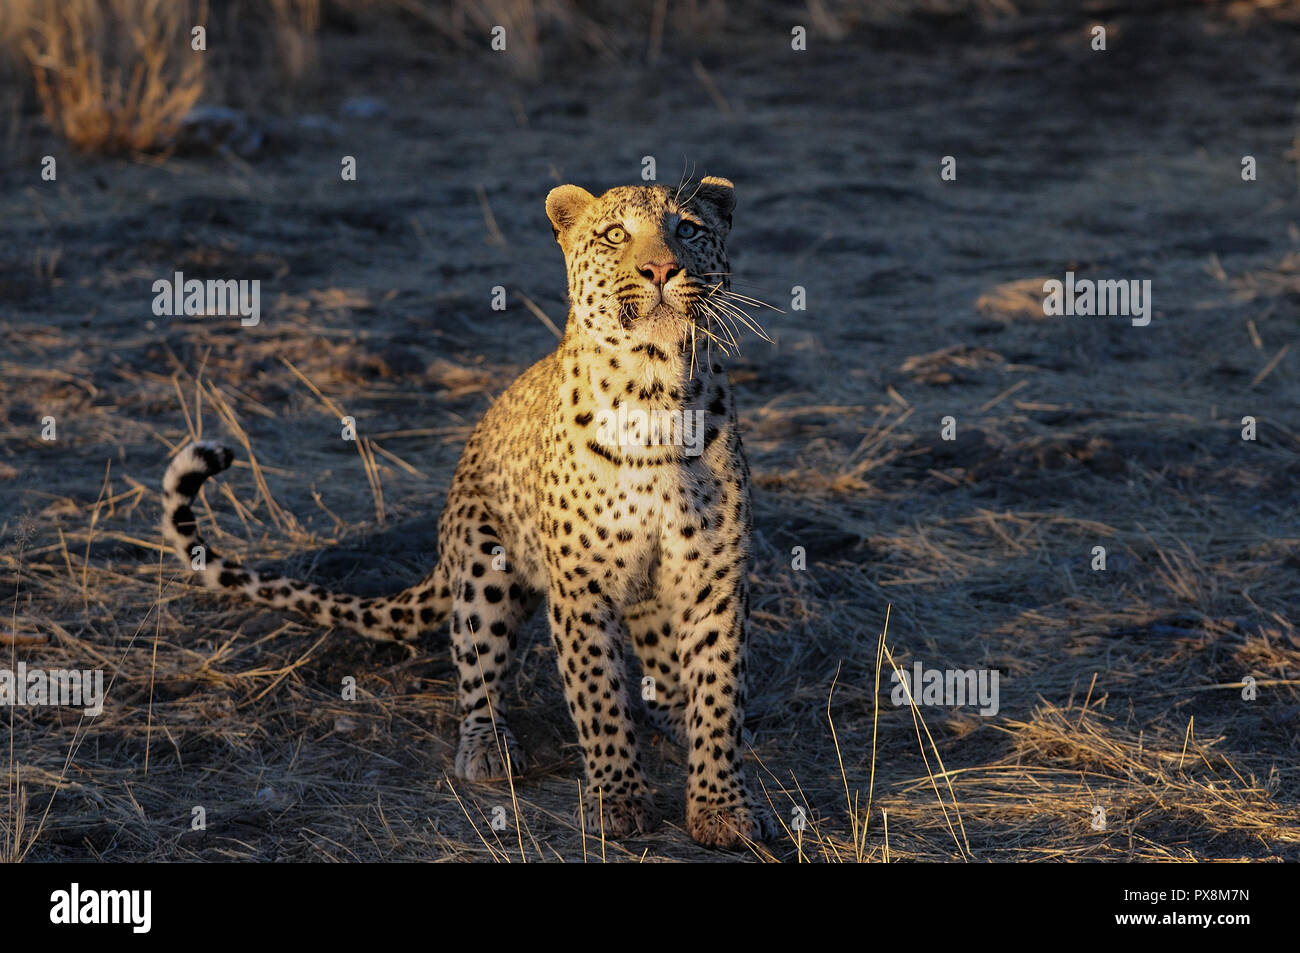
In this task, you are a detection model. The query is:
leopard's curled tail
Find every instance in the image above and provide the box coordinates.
[162,441,451,641]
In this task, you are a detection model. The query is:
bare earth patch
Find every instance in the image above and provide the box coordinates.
[1,3,1297,861]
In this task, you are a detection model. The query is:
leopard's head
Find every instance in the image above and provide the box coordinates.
[546,178,735,351]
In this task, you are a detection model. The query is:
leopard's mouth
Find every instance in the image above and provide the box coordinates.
[618,300,684,330]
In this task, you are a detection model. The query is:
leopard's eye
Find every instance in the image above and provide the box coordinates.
[676,221,699,239]
[604,226,627,244]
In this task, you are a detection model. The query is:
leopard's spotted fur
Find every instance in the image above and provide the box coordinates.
[161,177,775,847]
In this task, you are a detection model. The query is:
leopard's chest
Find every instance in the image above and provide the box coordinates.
[557,439,712,591]
[597,468,680,602]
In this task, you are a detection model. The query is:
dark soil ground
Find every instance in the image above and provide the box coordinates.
[1,2,1298,861]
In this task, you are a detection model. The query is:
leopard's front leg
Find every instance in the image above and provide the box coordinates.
[674,561,775,848]
[663,435,776,848]
[545,572,656,838]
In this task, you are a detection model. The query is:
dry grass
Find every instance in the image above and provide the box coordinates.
[3,261,1296,859]
[267,0,322,84]
[1,0,1297,863]
[0,0,1059,135]
[8,0,205,154]
[3,0,1281,156]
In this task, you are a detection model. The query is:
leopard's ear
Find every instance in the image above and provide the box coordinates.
[546,185,596,240]
[695,176,735,233]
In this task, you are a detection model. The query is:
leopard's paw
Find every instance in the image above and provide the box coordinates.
[454,723,525,781]
[579,788,657,839]
[687,803,777,849]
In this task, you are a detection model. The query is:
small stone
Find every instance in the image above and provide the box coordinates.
[341,96,388,119]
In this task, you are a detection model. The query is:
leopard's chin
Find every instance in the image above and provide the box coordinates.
[618,300,679,328]
[624,302,691,346]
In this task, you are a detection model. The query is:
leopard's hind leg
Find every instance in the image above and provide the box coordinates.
[442,499,538,781]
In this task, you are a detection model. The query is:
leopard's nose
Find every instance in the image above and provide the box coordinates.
[637,259,682,287]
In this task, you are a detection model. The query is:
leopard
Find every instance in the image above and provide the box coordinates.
[161,176,777,848]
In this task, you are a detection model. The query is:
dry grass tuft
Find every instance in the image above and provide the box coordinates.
[12,0,205,154]
[266,0,321,85]
[975,276,1052,324]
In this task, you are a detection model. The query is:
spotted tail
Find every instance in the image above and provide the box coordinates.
[161,441,450,642]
